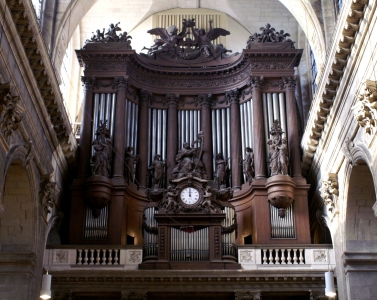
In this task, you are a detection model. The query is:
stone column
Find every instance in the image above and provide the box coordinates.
[78,77,97,178]
[283,76,302,177]
[166,94,179,183]
[199,94,213,179]
[251,76,266,178]
[112,77,127,179]
[137,90,152,187]
[226,89,242,187]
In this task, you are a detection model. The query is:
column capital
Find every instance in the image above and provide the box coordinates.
[225,88,240,105]
[113,76,128,91]
[282,75,297,90]
[164,94,181,107]
[197,94,213,107]
[139,89,154,105]
[81,76,100,90]
[250,76,264,89]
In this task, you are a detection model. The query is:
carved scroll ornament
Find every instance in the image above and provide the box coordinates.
[352,80,377,134]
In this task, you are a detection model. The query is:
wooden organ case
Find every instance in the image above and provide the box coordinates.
[70,21,311,270]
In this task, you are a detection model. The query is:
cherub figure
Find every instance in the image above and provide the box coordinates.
[91,28,105,42]
[165,186,178,211]
[202,186,215,212]
[192,20,230,57]
[144,24,187,54]
[105,22,122,42]
[259,23,277,42]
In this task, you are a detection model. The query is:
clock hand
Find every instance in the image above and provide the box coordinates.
[189,188,191,197]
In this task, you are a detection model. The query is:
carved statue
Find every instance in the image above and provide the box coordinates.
[215,184,233,202]
[164,186,178,211]
[144,22,188,54]
[90,28,105,42]
[142,19,235,61]
[246,24,295,48]
[105,22,122,42]
[267,120,288,176]
[125,146,139,183]
[171,132,207,179]
[202,186,215,213]
[148,154,166,187]
[241,147,255,183]
[192,20,230,57]
[91,121,112,177]
[215,153,229,187]
[83,22,132,49]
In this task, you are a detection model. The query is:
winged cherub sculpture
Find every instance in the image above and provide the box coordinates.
[144,21,189,54]
[192,20,230,57]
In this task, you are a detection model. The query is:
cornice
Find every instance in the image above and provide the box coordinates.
[6,0,77,161]
[301,0,369,174]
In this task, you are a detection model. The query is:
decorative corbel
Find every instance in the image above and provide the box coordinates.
[342,137,355,166]
[352,80,377,134]
[0,83,23,140]
[39,175,59,219]
[319,173,338,213]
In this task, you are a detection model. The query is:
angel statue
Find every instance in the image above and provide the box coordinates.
[143,22,188,54]
[192,20,230,57]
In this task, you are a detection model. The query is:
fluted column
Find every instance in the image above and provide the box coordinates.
[283,76,302,177]
[112,77,127,179]
[78,77,97,178]
[251,76,267,178]
[226,89,242,187]
[137,90,152,187]
[199,94,213,179]
[166,94,179,183]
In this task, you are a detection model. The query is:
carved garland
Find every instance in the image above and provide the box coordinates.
[319,173,338,213]
[352,80,377,134]
[39,175,59,219]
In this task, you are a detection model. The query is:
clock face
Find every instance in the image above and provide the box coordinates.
[180,187,200,205]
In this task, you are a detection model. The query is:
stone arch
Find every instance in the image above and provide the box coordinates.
[345,161,377,251]
[0,160,35,251]
[0,145,40,252]
[279,0,325,72]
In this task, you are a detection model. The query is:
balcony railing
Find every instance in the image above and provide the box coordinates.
[44,246,143,270]
[238,245,335,270]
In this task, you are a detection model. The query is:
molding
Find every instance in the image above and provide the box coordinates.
[5,0,77,161]
[301,0,370,173]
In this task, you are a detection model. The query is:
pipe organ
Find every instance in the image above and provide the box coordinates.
[70,21,311,262]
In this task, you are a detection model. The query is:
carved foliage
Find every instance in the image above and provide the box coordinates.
[0,83,23,139]
[225,88,239,104]
[282,76,296,89]
[320,173,338,212]
[39,175,59,217]
[352,80,377,134]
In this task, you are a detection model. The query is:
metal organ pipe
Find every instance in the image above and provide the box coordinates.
[177,110,201,148]
[270,204,295,239]
[211,108,231,174]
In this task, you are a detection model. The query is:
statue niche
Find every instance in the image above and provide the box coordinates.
[171,132,207,180]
